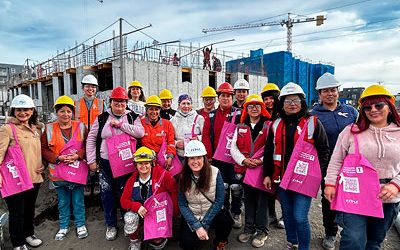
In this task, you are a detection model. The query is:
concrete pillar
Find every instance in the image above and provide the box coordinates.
[63,71,71,96]
[52,76,59,105]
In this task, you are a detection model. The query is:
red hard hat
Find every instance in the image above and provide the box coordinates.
[217,82,234,95]
[110,86,129,100]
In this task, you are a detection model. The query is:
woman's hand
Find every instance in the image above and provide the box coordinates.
[63,153,79,164]
[138,206,148,218]
[165,157,173,170]
[176,140,184,149]
[324,186,336,202]
[263,176,272,190]
[251,159,262,167]
[379,183,399,202]
[196,227,209,241]
[110,119,122,128]
[89,163,98,172]
[36,165,44,174]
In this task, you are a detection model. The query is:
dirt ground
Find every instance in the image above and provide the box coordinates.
[2,190,400,250]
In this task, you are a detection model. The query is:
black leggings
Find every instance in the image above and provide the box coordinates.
[4,183,41,247]
[179,209,233,250]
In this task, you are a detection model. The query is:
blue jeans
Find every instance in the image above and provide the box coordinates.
[277,187,312,250]
[54,181,85,229]
[336,202,400,250]
[99,158,130,227]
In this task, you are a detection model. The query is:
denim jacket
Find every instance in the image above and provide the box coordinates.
[178,171,224,231]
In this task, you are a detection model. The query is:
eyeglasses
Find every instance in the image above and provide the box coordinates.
[284,99,301,105]
[203,98,215,103]
[247,104,261,110]
[362,102,387,112]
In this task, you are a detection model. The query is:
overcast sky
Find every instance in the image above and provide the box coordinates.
[1,0,399,93]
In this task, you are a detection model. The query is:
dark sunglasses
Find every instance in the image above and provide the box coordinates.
[362,102,387,112]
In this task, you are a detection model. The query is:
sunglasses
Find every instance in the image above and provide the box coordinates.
[284,99,301,105]
[362,102,387,112]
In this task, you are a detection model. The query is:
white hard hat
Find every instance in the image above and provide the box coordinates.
[316,72,340,90]
[11,94,35,108]
[81,74,98,86]
[233,79,250,90]
[279,82,305,100]
[184,140,207,157]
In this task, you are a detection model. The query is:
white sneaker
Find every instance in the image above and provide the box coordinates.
[105,227,117,241]
[13,245,29,250]
[55,228,70,241]
[77,225,88,239]
[25,235,42,247]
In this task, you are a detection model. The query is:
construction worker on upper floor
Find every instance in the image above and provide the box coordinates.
[159,89,176,120]
[232,79,250,109]
[310,72,358,250]
[74,74,107,130]
[197,86,218,118]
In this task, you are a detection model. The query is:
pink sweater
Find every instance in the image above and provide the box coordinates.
[326,123,400,203]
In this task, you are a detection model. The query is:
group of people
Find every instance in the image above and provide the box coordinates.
[0,73,399,250]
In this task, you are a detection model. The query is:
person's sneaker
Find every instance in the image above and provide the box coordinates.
[84,186,92,196]
[286,242,299,250]
[237,232,256,243]
[322,235,336,250]
[128,239,141,250]
[76,225,88,239]
[105,227,117,241]
[277,217,285,229]
[25,235,42,247]
[251,232,268,248]
[214,241,227,250]
[54,228,70,241]
[93,183,101,195]
[232,214,242,229]
[13,245,30,250]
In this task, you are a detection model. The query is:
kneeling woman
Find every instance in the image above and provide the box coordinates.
[178,140,233,250]
[41,96,88,240]
[120,147,179,250]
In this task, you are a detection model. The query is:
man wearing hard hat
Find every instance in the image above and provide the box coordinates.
[232,79,250,109]
[311,72,358,250]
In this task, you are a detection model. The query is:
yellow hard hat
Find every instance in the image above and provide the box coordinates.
[54,95,75,109]
[134,146,155,162]
[261,83,280,94]
[201,86,217,98]
[358,84,395,105]
[128,80,143,89]
[159,89,173,100]
[145,95,162,107]
[244,94,263,104]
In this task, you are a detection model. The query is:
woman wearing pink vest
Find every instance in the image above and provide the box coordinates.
[262,83,330,250]
[230,94,271,248]
[0,95,44,250]
[324,85,400,250]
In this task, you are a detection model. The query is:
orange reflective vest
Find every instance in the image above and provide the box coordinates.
[45,121,85,181]
[75,97,105,129]
[271,116,316,182]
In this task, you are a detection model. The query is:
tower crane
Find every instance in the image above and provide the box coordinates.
[202,13,326,52]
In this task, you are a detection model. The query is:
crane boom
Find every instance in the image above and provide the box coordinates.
[202,13,326,52]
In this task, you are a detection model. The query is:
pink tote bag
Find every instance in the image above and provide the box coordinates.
[280,117,321,198]
[157,133,182,176]
[106,126,137,178]
[143,171,174,240]
[213,110,237,164]
[331,133,383,218]
[54,124,89,185]
[0,124,33,198]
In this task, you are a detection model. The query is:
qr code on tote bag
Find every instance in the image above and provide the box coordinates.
[294,160,309,176]
[156,208,167,223]
[343,177,360,193]
[119,148,133,161]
